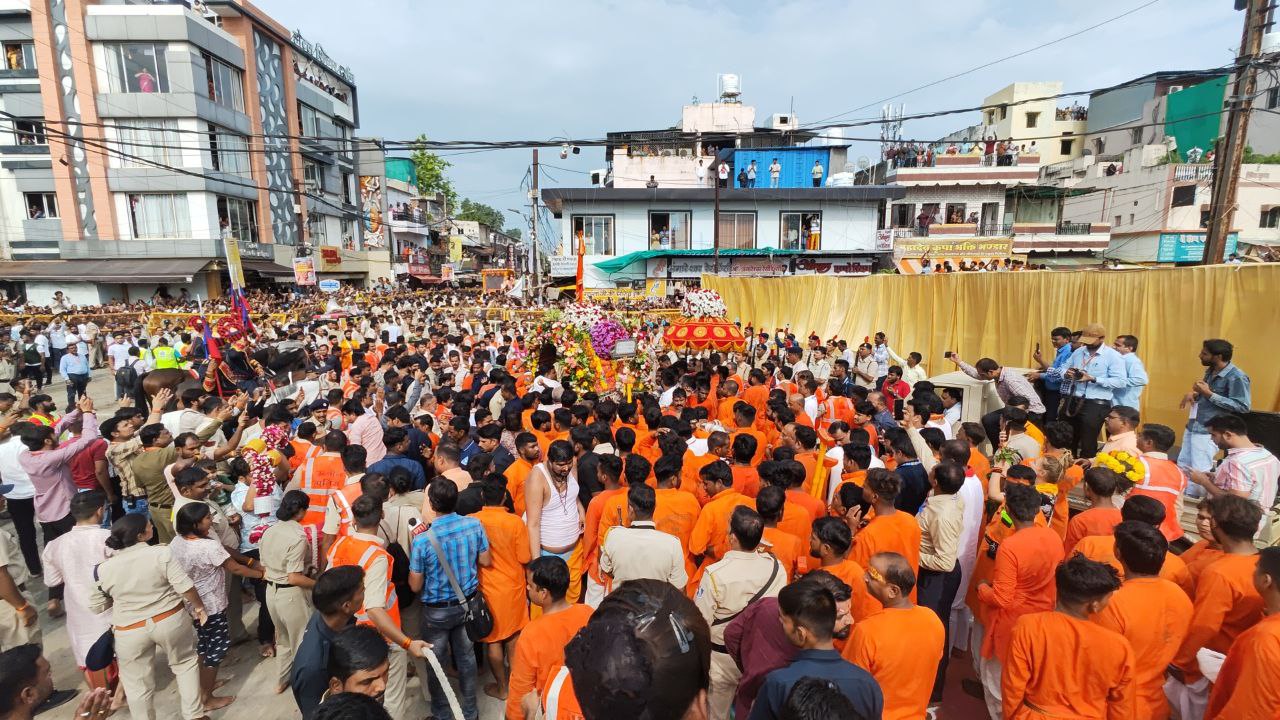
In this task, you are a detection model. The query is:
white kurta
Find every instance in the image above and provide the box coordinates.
[42,525,112,666]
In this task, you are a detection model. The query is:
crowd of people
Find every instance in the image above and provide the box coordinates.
[0,290,1276,720]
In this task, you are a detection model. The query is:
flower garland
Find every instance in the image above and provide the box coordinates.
[589,318,629,360]
[1094,450,1146,484]
[680,288,727,319]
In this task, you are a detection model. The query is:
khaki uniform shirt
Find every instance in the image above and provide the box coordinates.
[0,527,30,588]
[917,492,966,572]
[380,494,424,551]
[89,543,194,625]
[694,549,786,645]
[600,521,687,589]
[259,519,311,584]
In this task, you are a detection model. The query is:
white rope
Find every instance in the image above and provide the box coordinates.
[417,643,465,720]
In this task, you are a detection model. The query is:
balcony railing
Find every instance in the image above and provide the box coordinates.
[1173,165,1213,182]
[390,209,429,224]
[1055,221,1094,235]
[888,153,1038,169]
[893,222,1014,237]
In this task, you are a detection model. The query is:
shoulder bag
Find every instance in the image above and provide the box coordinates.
[424,528,494,642]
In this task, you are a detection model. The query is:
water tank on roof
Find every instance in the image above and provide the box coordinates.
[719,74,741,101]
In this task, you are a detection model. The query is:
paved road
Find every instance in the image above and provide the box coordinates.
[5,369,505,720]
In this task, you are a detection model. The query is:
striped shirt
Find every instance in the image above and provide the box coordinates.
[1216,445,1280,509]
[410,512,488,603]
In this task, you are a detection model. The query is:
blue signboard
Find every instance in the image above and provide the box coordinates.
[318,279,342,292]
[1156,232,1238,263]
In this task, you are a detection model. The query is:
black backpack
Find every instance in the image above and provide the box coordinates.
[115,364,139,392]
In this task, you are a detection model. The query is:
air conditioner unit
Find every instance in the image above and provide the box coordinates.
[1167,85,1184,95]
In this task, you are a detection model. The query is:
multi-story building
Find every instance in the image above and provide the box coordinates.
[542,90,899,295]
[1045,71,1279,263]
[0,0,384,306]
[942,82,1088,165]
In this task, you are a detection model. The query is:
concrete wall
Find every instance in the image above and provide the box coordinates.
[680,103,755,134]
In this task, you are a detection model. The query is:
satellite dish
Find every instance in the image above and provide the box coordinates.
[856,156,871,170]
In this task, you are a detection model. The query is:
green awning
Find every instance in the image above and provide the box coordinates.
[593,248,805,275]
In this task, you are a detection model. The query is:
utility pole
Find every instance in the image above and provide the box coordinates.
[713,157,721,268]
[530,148,540,303]
[1203,0,1269,265]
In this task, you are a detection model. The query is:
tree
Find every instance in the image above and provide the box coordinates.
[456,198,508,230]
[504,227,523,239]
[409,134,457,209]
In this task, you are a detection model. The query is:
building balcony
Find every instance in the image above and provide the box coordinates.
[885,154,1042,186]
[56,236,278,260]
[891,220,1111,253]
[1172,164,1214,182]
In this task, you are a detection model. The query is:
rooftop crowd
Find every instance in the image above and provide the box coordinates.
[0,288,1275,720]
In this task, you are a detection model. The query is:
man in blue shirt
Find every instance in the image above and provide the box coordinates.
[1056,323,1127,458]
[57,344,90,411]
[1111,334,1148,410]
[1178,338,1252,480]
[408,478,490,720]
[1033,326,1075,423]
[749,579,883,720]
[366,426,427,490]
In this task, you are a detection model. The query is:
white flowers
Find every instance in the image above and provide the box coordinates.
[562,302,606,331]
[680,289,727,318]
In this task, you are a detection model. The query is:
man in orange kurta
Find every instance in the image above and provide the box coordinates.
[652,457,701,579]
[810,516,880,623]
[505,556,594,720]
[760,460,815,548]
[756,486,804,580]
[729,403,768,466]
[504,433,541,517]
[1002,555,1135,720]
[1171,495,1265,686]
[475,483,533,700]
[680,432,729,505]
[1091,521,1192,720]
[1062,467,1123,553]
[686,460,754,595]
[580,454,625,607]
[849,470,921,600]
[1072,495,1194,594]
[846,552,945,720]
[1204,546,1280,720]
[976,483,1066,718]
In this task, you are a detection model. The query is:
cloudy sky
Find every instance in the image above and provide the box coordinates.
[258,0,1245,243]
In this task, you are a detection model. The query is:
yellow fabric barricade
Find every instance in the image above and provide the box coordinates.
[704,265,1280,432]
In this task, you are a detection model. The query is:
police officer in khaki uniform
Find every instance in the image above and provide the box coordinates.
[258,491,317,693]
[693,505,786,720]
[377,471,430,706]
[89,514,207,720]
[0,492,39,651]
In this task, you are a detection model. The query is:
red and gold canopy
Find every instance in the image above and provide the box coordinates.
[663,317,746,352]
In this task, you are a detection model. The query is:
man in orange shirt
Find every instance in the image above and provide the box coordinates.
[652,456,701,580]
[729,434,761,498]
[1072,496,1193,593]
[784,424,837,502]
[687,460,754,595]
[742,370,771,426]
[1183,501,1225,592]
[592,454,650,555]
[1205,546,1280,720]
[1062,467,1123,554]
[976,483,1066,718]
[773,448,827,521]
[580,454,625,608]
[759,460,815,549]
[756,486,804,580]
[475,480,533,701]
[729,403,768,466]
[1170,495,1264,708]
[681,431,729,505]
[848,469,921,598]
[846,552,944,720]
[1002,554,1134,719]
[503,432,541,517]
[810,516,879,623]
[1092,521,1192,720]
[716,379,741,427]
[830,443,872,505]
[1038,421,1083,540]
[505,556,594,720]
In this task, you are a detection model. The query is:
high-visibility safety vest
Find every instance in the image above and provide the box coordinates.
[329,481,364,538]
[153,346,180,369]
[296,453,347,528]
[1134,456,1188,541]
[288,440,322,473]
[326,533,400,629]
